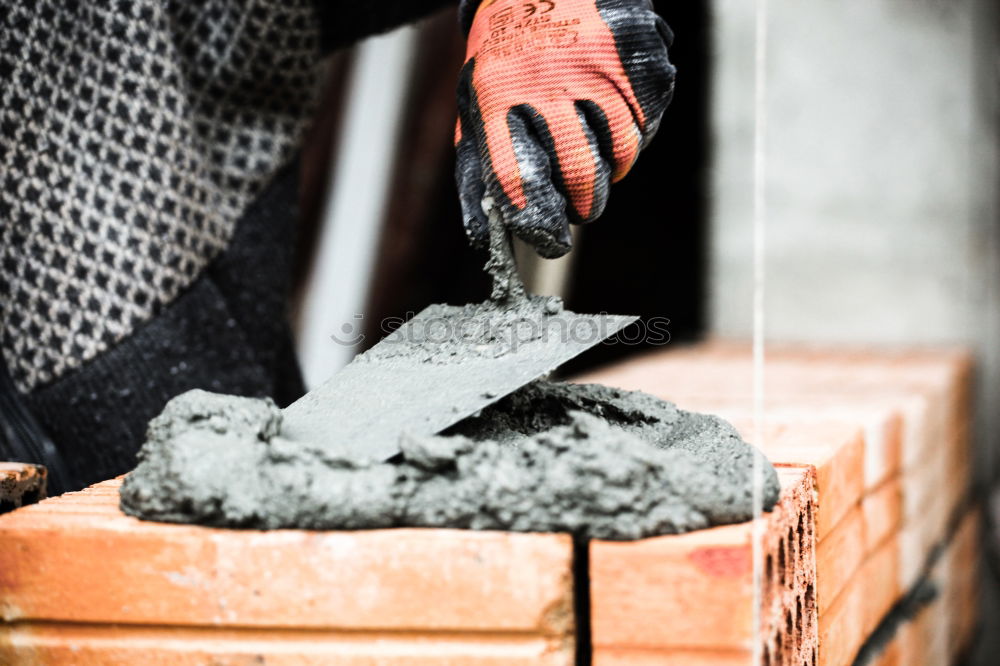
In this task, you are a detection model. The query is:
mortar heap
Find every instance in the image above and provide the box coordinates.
[121,212,780,539]
[121,376,779,539]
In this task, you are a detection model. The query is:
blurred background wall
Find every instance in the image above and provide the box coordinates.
[709,0,1000,482]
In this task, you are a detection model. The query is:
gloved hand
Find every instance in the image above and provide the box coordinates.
[455,0,676,258]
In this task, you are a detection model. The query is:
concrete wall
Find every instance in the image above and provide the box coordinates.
[707,0,1000,475]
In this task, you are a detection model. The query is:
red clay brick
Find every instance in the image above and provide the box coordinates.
[578,342,974,666]
[817,562,867,666]
[646,395,902,494]
[862,478,903,556]
[658,414,862,550]
[590,467,817,664]
[902,425,968,522]
[0,344,973,665]
[857,509,978,666]
[709,417,865,545]
[816,505,865,619]
[762,423,865,542]
[861,537,903,639]
[0,480,575,665]
[575,341,971,485]
[899,507,978,663]
[577,364,868,542]
[898,445,970,592]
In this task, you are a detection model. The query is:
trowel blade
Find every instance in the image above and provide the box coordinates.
[282,302,637,462]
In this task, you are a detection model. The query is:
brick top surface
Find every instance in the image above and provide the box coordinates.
[0,479,575,634]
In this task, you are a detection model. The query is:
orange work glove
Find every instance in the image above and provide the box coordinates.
[455,0,676,257]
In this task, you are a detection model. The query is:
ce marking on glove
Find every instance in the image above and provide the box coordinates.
[489,1,555,30]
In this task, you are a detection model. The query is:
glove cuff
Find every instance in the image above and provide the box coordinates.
[458,0,484,35]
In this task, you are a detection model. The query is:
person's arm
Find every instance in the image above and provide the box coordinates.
[316,0,459,52]
[454,0,676,257]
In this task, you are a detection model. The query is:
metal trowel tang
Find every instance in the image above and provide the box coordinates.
[282,203,638,463]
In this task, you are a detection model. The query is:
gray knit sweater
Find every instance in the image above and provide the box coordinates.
[0,0,455,491]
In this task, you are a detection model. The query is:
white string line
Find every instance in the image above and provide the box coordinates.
[751,0,769,663]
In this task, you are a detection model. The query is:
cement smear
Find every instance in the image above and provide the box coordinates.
[120,381,780,540]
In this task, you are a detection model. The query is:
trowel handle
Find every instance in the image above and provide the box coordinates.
[483,199,526,302]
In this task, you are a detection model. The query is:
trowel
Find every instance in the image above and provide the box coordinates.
[282,201,637,462]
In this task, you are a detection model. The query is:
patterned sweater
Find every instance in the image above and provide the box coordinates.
[0,0,456,492]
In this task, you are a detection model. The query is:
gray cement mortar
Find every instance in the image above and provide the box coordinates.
[360,294,568,366]
[120,381,780,540]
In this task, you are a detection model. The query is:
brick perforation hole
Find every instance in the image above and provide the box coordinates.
[762,467,818,665]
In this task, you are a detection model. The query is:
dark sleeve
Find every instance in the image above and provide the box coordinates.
[316,0,460,52]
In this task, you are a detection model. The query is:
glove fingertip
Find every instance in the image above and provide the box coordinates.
[510,212,572,259]
[654,14,675,48]
[458,189,489,248]
[455,136,490,249]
